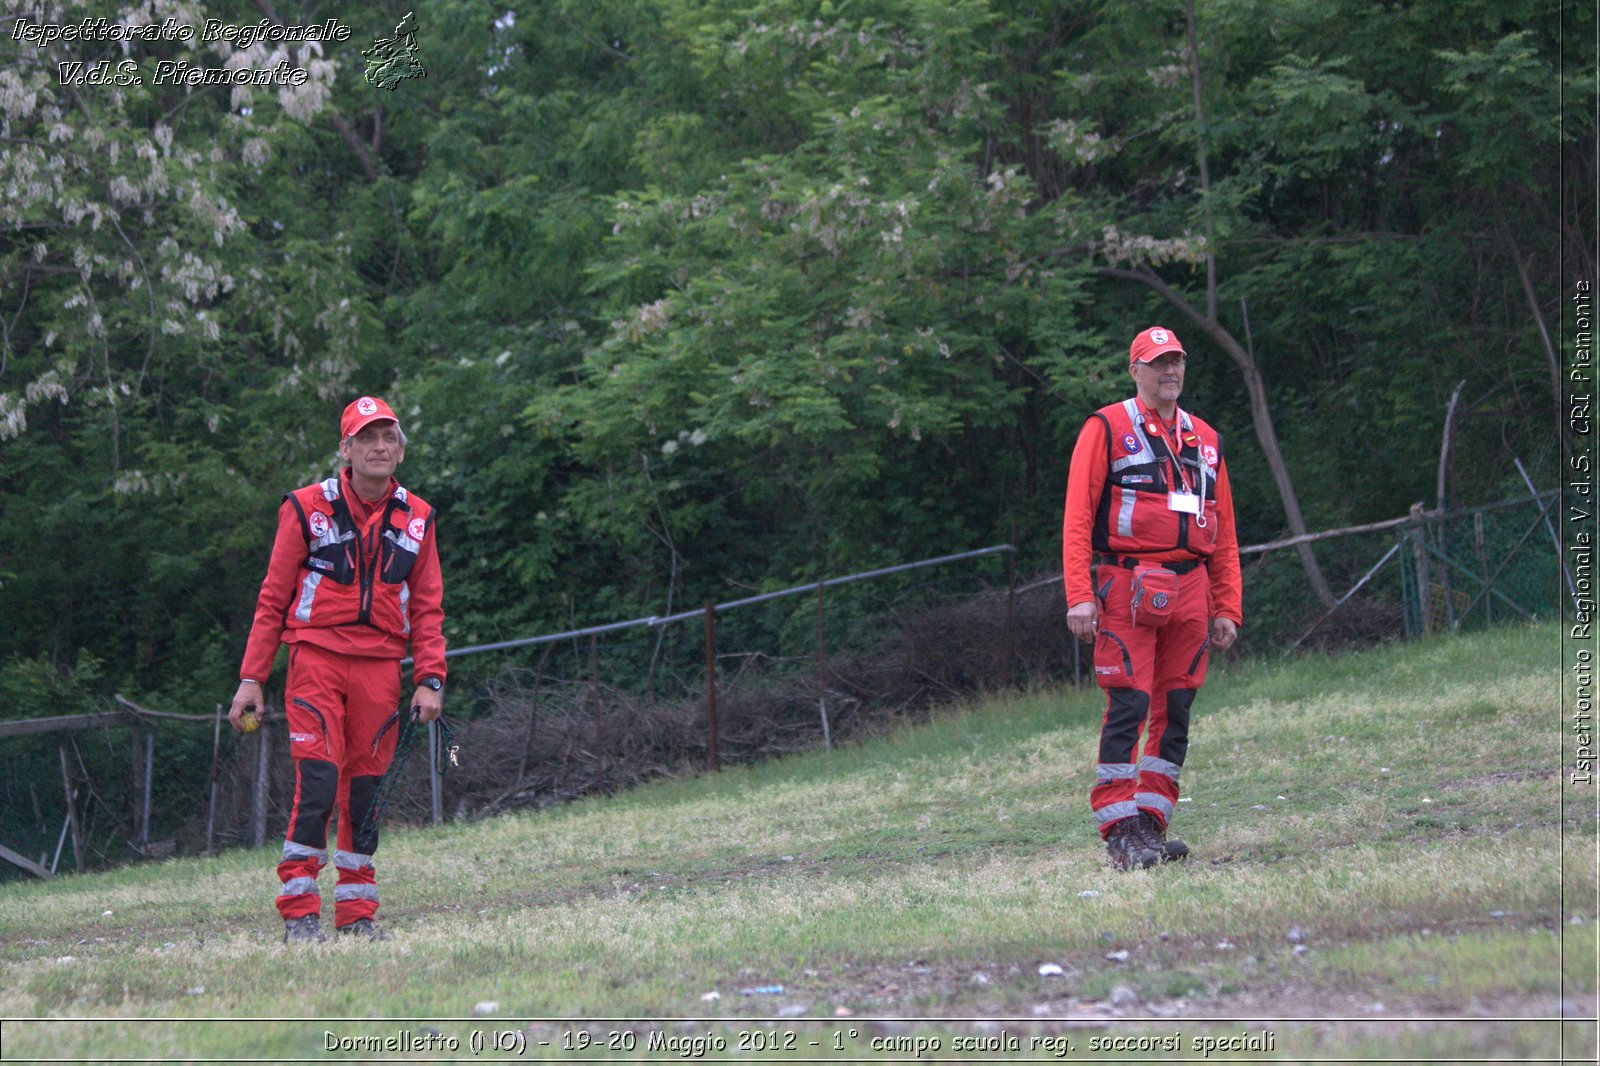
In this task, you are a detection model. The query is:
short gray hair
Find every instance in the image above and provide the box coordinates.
[343,421,408,449]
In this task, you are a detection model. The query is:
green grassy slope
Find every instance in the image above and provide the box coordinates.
[0,623,1591,1062]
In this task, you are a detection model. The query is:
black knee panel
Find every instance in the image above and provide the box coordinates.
[1160,688,1197,766]
[289,759,339,850]
[347,774,382,855]
[1098,688,1151,764]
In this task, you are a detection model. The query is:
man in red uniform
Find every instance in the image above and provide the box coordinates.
[229,396,447,942]
[1062,327,1241,869]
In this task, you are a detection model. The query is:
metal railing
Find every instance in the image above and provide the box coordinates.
[402,543,1019,819]
[416,544,1017,663]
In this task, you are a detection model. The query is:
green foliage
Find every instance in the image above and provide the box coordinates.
[0,652,107,723]
[0,0,1586,847]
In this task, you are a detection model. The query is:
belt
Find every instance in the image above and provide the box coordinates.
[1094,553,1206,576]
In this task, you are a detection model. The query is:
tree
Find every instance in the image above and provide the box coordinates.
[0,0,412,702]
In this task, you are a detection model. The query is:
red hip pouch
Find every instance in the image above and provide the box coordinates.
[1130,565,1180,628]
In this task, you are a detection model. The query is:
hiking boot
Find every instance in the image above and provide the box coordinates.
[283,915,327,944]
[1137,812,1189,862]
[1105,818,1160,870]
[337,917,389,941]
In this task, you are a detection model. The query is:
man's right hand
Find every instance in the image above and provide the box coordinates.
[228,680,265,733]
[1067,600,1098,644]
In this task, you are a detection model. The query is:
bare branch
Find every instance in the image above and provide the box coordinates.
[1499,218,1562,433]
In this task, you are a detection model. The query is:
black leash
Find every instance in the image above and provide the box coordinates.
[360,709,457,842]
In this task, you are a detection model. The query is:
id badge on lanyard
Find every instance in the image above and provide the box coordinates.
[1146,404,1204,519]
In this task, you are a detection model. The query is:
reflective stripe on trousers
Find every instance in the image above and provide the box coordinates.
[277,876,319,899]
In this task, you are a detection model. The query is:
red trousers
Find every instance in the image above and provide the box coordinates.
[1089,561,1212,837]
[274,642,401,927]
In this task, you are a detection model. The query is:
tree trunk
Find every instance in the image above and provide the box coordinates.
[1094,0,1337,608]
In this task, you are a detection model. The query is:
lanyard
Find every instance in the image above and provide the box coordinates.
[1137,400,1194,494]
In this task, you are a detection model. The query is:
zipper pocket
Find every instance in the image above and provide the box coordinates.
[370,709,401,754]
[1100,629,1134,677]
[291,696,332,756]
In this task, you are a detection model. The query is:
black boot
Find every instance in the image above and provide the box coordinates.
[283,914,328,944]
[1105,818,1160,870]
[337,917,389,941]
[1137,812,1189,862]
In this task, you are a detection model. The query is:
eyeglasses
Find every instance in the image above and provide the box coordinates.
[1136,355,1186,368]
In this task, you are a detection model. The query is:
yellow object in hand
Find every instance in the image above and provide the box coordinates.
[240,712,259,734]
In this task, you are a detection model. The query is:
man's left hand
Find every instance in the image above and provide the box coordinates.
[1210,617,1239,653]
[410,686,443,723]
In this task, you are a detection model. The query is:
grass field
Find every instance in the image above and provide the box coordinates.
[0,623,1593,1063]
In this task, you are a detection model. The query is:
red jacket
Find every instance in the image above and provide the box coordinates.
[240,468,447,684]
[1062,398,1243,624]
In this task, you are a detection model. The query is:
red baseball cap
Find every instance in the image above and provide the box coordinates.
[340,395,400,439]
[1129,326,1186,367]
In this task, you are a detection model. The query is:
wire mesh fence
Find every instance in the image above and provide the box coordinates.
[0,494,1562,881]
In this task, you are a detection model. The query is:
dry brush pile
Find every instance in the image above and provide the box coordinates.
[203,580,1082,843]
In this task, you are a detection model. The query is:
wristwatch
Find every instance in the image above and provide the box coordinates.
[418,677,443,692]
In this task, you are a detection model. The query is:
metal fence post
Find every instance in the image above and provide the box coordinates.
[704,603,719,772]
[591,632,605,794]
[50,807,70,875]
[128,726,142,852]
[1004,552,1016,690]
[1474,511,1491,627]
[1409,505,1433,635]
[140,731,154,852]
[205,704,222,856]
[252,721,270,848]
[58,744,83,874]
[1398,533,1419,638]
[429,719,442,826]
[817,580,830,752]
